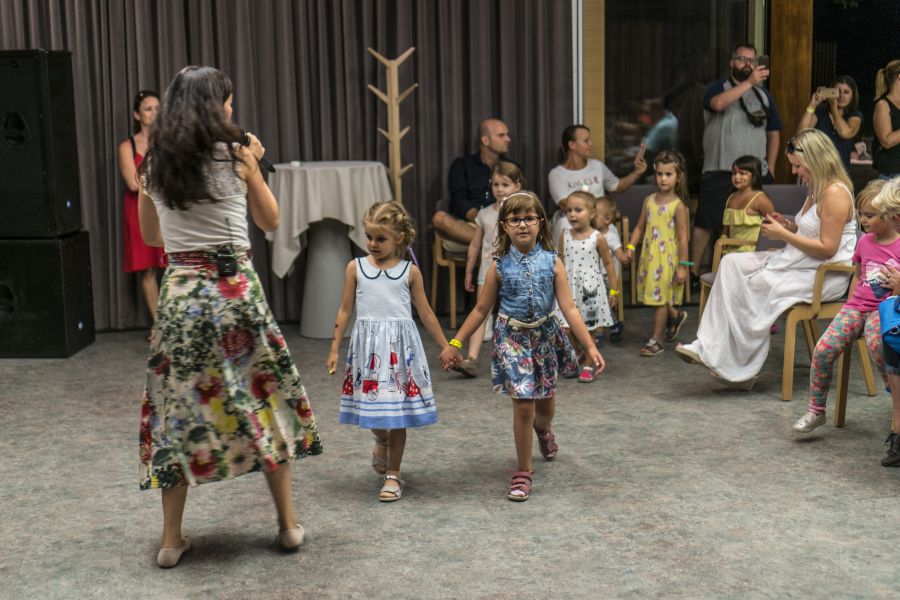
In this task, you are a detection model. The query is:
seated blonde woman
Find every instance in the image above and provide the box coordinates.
[676,129,857,387]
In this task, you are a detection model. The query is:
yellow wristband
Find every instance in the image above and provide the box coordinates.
[806,106,815,114]
[609,289,619,297]
[626,244,635,251]
[449,338,463,349]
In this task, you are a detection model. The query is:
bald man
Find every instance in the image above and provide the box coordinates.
[433,118,519,247]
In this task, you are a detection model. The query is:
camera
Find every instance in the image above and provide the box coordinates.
[215,244,238,277]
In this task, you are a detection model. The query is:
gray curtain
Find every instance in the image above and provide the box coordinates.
[1,0,573,330]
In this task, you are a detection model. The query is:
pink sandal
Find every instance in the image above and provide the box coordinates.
[507,471,533,501]
[578,366,595,383]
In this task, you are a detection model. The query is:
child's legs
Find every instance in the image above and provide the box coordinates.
[385,428,406,473]
[666,303,679,319]
[807,307,864,414]
[534,396,555,431]
[863,310,890,389]
[264,462,298,531]
[466,284,488,360]
[651,305,668,341]
[512,399,536,472]
[161,485,188,548]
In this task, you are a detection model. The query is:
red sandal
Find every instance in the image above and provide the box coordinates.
[507,470,533,501]
[534,425,558,460]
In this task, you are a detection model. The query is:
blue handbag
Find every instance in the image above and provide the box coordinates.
[879,295,900,353]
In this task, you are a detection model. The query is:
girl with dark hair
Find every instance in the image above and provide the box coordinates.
[547,124,647,243]
[798,76,862,169]
[137,66,322,567]
[117,90,164,321]
[719,155,774,254]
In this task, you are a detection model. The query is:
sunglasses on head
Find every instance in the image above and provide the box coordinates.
[786,139,803,154]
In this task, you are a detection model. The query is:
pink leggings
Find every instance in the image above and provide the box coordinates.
[808,306,887,414]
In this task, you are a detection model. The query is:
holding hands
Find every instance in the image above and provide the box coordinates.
[440,344,461,371]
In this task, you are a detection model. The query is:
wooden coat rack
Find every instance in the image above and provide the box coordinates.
[367,47,418,206]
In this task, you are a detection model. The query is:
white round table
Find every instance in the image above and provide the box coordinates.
[266,161,393,338]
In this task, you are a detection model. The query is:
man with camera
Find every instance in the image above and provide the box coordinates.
[689,42,783,284]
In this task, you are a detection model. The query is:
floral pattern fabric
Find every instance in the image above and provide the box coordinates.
[139,252,322,490]
[636,194,685,306]
[491,314,578,399]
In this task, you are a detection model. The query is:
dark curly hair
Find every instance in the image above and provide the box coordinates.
[140,66,246,210]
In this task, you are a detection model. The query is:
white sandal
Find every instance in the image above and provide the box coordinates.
[379,474,403,502]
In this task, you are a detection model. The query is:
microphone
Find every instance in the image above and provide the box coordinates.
[239,131,276,173]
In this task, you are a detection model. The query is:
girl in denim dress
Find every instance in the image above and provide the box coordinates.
[441,192,604,501]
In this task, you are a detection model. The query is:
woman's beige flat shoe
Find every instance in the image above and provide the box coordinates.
[157,537,191,568]
[279,524,305,550]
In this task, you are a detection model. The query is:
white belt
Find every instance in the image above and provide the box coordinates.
[498,313,548,329]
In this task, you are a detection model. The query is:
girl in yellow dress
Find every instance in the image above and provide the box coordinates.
[625,151,690,356]
[721,155,775,254]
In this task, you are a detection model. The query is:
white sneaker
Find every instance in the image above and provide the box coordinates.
[793,411,826,433]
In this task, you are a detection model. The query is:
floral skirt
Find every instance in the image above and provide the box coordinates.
[491,314,578,400]
[139,251,322,490]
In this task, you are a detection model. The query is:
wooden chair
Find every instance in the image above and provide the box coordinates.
[780,263,877,402]
[429,200,468,328]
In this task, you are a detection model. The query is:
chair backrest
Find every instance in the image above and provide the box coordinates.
[609,185,656,226]
[763,184,807,216]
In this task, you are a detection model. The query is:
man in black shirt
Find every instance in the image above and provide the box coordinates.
[433,118,515,246]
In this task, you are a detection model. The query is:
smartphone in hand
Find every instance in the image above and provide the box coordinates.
[820,87,839,99]
[757,55,769,69]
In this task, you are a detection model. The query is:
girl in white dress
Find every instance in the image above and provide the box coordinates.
[558,191,618,382]
[676,129,857,386]
[327,202,450,502]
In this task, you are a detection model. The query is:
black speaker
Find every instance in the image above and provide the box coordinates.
[0,231,94,357]
[0,49,81,237]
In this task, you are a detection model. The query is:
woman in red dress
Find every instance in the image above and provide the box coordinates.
[118,90,165,320]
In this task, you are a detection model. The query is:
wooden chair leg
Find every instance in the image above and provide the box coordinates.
[834,344,852,428]
[782,312,799,401]
[857,338,877,396]
[617,284,624,322]
[630,260,637,305]
[449,264,457,329]
[430,261,438,313]
[801,320,817,359]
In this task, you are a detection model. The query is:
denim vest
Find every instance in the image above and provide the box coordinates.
[495,246,557,321]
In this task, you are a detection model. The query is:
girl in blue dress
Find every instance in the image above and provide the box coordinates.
[328,202,450,502]
[441,192,604,501]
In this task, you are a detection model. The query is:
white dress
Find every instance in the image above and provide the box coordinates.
[338,258,437,429]
[560,230,614,330]
[684,189,857,382]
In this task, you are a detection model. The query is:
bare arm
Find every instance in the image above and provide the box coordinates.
[674,202,689,283]
[554,258,604,370]
[846,263,861,300]
[117,140,139,192]
[752,193,775,217]
[798,89,822,133]
[236,134,280,232]
[465,225,484,292]
[761,184,851,260]
[326,261,358,372]
[829,101,861,139]
[137,186,163,247]
[874,100,900,149]
[596,235,617,293]
[765,130,780,176]
[709,70,768,111]
[626,199,649,258]
[408,266,451,352]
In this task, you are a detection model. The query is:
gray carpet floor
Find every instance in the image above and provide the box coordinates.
[1,306,898,599]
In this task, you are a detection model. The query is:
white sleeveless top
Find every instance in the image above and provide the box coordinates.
[766,183,856,270]
[355,258,413,321]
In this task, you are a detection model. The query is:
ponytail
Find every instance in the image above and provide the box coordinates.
[875,59,900,99]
